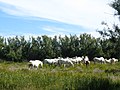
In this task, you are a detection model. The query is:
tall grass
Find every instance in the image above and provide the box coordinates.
[0,61,120,90]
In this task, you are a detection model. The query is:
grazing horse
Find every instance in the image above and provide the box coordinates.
[29,60,43,69]
[111,58,118,64]
[28,63,33,69]
[93,57,105,64]
[43,58,58,66]
[83,56,90,67]
[58,57,74,67]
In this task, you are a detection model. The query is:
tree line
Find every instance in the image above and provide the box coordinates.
[0,0,120,62]
[0,33,119,62]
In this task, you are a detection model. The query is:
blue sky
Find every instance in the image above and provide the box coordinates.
[0,0,118,38]
[0,12,85,35]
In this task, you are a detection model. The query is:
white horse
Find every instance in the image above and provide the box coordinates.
[76,56,84,64]
[43,58,58,66]
[105,58,112,63]
[29,60,43,68]
[70,56,84,65]
[83,56,90,67]
[111,58,118,64]
[93,57,105,64]
[69,57,78,64]
[58,57,74,67]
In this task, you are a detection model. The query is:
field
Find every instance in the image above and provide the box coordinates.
[0,61,120,90]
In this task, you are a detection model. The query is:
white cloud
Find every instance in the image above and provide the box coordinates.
[0,0,118,37]
[42,26,75,34]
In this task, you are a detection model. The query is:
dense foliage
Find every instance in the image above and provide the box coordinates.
[0,33,119,62]
[0,34,102,62]
[0,62,120,90]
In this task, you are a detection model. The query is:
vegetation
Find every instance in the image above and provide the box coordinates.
[0,33,119,62]
[0,34,102,61]
[0,62,120,90]
[0,0,120,90]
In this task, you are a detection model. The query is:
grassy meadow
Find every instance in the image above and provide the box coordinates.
[0,61,120,90]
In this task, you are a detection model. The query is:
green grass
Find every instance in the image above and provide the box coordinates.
[0,61,120,90]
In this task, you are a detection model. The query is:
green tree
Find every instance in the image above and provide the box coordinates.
[69,35,80,57]
[79,33,103,60]
[0,36,5,60]
[59,35,71,57]
[52,36,61,58]
[98,0,120,59]
[41,35,54,59]
[5,36,22,62]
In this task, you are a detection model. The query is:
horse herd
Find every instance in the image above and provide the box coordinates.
[28,56,118,69]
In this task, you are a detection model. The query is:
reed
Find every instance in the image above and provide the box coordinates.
[0,61,120,90]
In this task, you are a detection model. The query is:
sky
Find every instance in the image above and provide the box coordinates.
[0,0,118,39]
